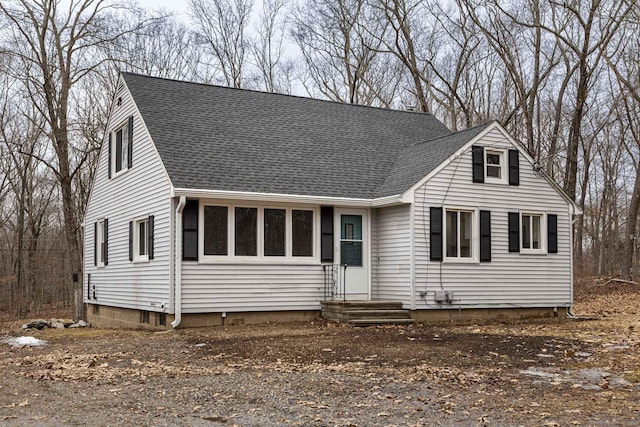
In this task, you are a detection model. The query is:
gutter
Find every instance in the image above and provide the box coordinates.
[171,196,187,329]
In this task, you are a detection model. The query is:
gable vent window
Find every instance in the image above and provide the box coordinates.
[109,116,134,178]
[130,215,154,262]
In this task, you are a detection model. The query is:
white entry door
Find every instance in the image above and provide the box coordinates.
[335,208,369,300]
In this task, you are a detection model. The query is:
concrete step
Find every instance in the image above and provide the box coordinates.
[321,301,404,311]
[344,309,412,319]
[348,318,415,327]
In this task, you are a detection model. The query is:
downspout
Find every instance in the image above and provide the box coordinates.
[171,196,187,328]
[568,210,579,318]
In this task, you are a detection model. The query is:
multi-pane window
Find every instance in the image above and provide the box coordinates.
[445,209,474,259]
[201,205,315,259]
[485,150,502,179]
[340,215,363,266]
[522,213,542,251]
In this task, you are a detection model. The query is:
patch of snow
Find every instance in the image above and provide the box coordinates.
[1,336,48,347]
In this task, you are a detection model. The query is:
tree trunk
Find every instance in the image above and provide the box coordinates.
[622,158,640,279]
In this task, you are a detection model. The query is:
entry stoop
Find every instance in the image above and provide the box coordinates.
[320,300,414,326]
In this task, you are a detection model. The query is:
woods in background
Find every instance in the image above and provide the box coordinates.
[0,0,638,318]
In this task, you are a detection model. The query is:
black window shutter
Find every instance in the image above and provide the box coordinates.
[472,145,485,183]
[548,214,558,253]
[183,200,199,261]
[94,222,98,266]
[480,210,491,262]
[127,115,133,168]
[128,221,134,261]
[508,212,520,253]
[430,207,443,261]
[107,133,112,179]
[508,149,520,186]
[104,218,109,265]
[148,215,155,260]
[321,206,334,263]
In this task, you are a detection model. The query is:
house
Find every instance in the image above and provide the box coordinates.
[83,72,580,329]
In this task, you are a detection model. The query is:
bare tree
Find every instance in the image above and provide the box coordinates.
[251,0,293,93]
[189,0,254,88]
[0,0,147,320]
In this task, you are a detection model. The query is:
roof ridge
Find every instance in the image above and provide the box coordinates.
[120,71,442,119]
[411,121,495,146]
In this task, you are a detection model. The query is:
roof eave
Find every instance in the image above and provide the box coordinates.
[171,188,406,207]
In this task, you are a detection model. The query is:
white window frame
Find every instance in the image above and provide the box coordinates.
[484,149,507,184]
[443,206,479,263]
[111,120,130,178]
[133,216,149,262]
[96,219,106,268]
[520,211,546,254]
[199,201,319,264]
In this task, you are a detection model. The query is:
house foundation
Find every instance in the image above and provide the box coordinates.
[87,303,567,329]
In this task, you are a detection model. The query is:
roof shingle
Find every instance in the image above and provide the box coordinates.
[122,73,485,199]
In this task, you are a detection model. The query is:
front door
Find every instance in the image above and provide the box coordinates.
[335,209,369,300]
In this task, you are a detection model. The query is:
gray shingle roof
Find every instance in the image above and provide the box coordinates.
[377,123,493,197]
[122,73,486,199]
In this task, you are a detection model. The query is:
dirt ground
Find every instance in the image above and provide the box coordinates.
[1,281,639,426]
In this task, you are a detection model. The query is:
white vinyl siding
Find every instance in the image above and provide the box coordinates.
[83,80,172,312]
[371,205,411,306]
[181,264,324,312]
[414,127,572,309]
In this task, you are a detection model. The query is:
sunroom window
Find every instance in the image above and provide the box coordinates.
[200,204,315,260]
[292,210,313,257]
[204,206,228,256]
[235,207,257,256]
[264,208,285,256]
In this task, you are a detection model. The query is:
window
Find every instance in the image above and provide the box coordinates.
[113,123,129,174]
[264,208,285,256]
[136,218,148,260]
[293,210,314,257]
[521,213,544,252]
[200,203,316,261]
[485,150,506,183]
[204,206,228,255]
[445,209,475,260]
[95,219,107,267]
[109,116,133,178]
[130,215,154,262]
[472,145,518,185]
[235,207,257,256]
